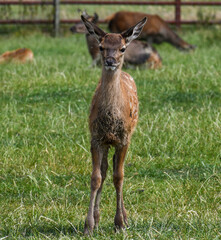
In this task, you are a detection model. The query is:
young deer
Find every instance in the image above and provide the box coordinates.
[0,48,34,64]
[107,11,195,51]
[81,15,147,235]
[71,12,161,69]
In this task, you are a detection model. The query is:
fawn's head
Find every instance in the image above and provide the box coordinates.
[81,15,147,71]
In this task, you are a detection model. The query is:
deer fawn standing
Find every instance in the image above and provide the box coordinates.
[81,15,147,235]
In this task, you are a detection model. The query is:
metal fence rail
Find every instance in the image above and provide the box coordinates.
[0,0,221,36]
[1,1,221,5]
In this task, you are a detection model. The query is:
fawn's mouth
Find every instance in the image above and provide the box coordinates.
[104,64,119,71]
[105,66,116,71]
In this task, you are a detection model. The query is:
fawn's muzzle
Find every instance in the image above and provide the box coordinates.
[70,25,86,34]
[105,57,117,66]
[104,57,118,71]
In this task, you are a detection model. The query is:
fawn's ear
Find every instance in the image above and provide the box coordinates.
[121,17,147,46]
[81,15,106,42]
[82,10,89,18]
[93,12,99,23]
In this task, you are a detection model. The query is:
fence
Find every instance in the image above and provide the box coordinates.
[0,0,221,36]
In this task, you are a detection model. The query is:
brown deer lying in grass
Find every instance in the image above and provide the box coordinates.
[107,11,195,51]
[0,48,34,64]
[71,12,162,69]
[81,15,147,234]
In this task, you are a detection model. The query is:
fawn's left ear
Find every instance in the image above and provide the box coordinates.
[81,15,106,43]
[121,17,147,46]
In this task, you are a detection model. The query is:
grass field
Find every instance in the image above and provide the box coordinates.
[0,24,221,239]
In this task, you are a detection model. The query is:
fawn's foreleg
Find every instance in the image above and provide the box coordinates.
[113,144,129,230]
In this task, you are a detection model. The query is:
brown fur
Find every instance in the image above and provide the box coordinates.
[0,48,34,64]
[70,13,162,68]
[107,11,195,51]
[89,71,138,147]
[81,15,147,235]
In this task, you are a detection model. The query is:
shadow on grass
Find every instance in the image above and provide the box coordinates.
[2,86,221,109]
[160,90,221,111]
[139,89,221,113]
[164,90,221,103]
[1,222,84,238]
[1,87,92,105]
[130,164,221,181]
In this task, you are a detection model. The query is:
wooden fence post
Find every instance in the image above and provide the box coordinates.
[54,0,60,37]
[175,0,181,28]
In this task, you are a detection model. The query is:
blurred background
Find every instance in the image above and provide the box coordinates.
[0,0,221,35]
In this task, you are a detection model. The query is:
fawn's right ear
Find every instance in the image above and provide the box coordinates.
[81,15,106,43]
[121,17,147,46]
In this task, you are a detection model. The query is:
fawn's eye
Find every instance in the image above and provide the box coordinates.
[99,46,104,51]
[120,47,126,53]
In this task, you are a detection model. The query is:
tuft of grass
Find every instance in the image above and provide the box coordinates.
[0,27,221,239]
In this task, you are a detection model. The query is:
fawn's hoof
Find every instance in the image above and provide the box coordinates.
[94,210,100,228]
[83,220,94,236]
[83,226,93,236]
[114,214,126,231]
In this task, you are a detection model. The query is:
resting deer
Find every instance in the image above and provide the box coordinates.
[107,11,195,51]
[71,12,161,69]
[0,48,34,64]
[81,15,147,234]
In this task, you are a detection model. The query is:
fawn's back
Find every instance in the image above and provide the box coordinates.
[0,48,33,64]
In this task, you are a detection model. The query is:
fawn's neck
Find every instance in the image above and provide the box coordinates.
[100,67,123,111]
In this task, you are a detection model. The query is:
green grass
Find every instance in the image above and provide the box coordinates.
[0,26,221,239]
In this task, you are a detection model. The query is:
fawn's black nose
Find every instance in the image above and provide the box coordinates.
[105,57,116,66]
